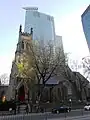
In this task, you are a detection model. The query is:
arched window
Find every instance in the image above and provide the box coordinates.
[21,41,24,49]
[26,43,29,51]
[58,88,61,98]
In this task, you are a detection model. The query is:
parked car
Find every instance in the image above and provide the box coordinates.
[84,104,90,111]
[52,105,71,114]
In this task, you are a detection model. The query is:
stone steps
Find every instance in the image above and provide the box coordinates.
[16,104,27,114]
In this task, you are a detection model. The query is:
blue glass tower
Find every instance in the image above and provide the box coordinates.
[81,5,90,51]
[23,7,55,43]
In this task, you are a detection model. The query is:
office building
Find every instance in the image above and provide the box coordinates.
[24,7,55,43]
[81,5,90,51]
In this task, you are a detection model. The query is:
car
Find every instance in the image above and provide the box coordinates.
[52,105,71,114]
[84,104,90,111]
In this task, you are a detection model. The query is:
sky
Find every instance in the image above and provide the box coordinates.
[0,0,90,82]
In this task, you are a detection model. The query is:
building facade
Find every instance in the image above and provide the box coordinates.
[7,26,33,100]
[81,5,90,51]
[24,7,55,44]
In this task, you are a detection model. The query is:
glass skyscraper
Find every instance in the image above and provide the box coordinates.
[24,7,55,43]
[81,5,90,51]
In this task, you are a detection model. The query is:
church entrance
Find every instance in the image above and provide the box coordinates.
[18,85,25,102]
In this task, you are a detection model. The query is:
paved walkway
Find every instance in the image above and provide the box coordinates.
[0,113,89,120]
[48,115,90,120]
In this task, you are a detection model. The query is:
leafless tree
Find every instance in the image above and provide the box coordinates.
[0,74,9,99]
[0,73,9,85]
[69,59,82,72]
[16,40,66,101]
[70,60,79,71]
[82,56,90,80]
[29,41,66,99]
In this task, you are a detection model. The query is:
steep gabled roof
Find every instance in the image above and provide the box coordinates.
[73,72,89,85]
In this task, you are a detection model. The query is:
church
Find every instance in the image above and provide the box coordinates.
[6,25,90,104]
[6,25,33,101]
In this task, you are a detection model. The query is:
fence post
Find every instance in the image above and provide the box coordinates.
[81,109,83,116]
[45,110,47,120]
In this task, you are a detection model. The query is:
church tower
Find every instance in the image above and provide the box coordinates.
[6,25,33,100]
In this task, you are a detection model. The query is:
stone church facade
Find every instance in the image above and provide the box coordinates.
[6,25,33,100]
[6,25,89,103]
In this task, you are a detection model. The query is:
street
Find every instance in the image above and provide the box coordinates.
[31,109,90,119]
[0,109,90,120]
[48,115,90,120]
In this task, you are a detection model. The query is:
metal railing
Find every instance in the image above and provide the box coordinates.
[0,108,90,120]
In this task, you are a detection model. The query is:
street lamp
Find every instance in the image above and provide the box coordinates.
[69,99,72,107]
[2,95,6,103]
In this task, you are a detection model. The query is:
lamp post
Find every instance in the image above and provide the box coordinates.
[69,99,72,108]
[14,89,17,115]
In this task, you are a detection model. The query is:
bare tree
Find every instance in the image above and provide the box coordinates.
[70,60,79,71]
[29,41,66,99]
[69,59,82,72]
[82,56,90,80]
[16,40,66,101]
[16,40,89,102]
[0,73,9,85]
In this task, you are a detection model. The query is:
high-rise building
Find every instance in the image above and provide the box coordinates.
[24,7,55,43]
[81,5,90,51]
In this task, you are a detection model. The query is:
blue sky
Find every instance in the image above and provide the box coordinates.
[0,0,90,79]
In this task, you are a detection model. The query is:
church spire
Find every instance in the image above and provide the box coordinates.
[31,28,33,35]
[19,24,22,33]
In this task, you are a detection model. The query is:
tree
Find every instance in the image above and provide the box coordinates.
[16,40,66,101]
[0,74,9,100]
[30,41,66,98]
[0,73,9,85]
[15,51,36,98]
[70,60,80,72]
[82,56,90,80]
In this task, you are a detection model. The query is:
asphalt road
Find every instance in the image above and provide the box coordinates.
[25,109,90,120]
[48,115,90,120]
[0,109,90,120]
[30,109,90,119]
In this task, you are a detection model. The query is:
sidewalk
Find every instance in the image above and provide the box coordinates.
[48,114,90,120]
